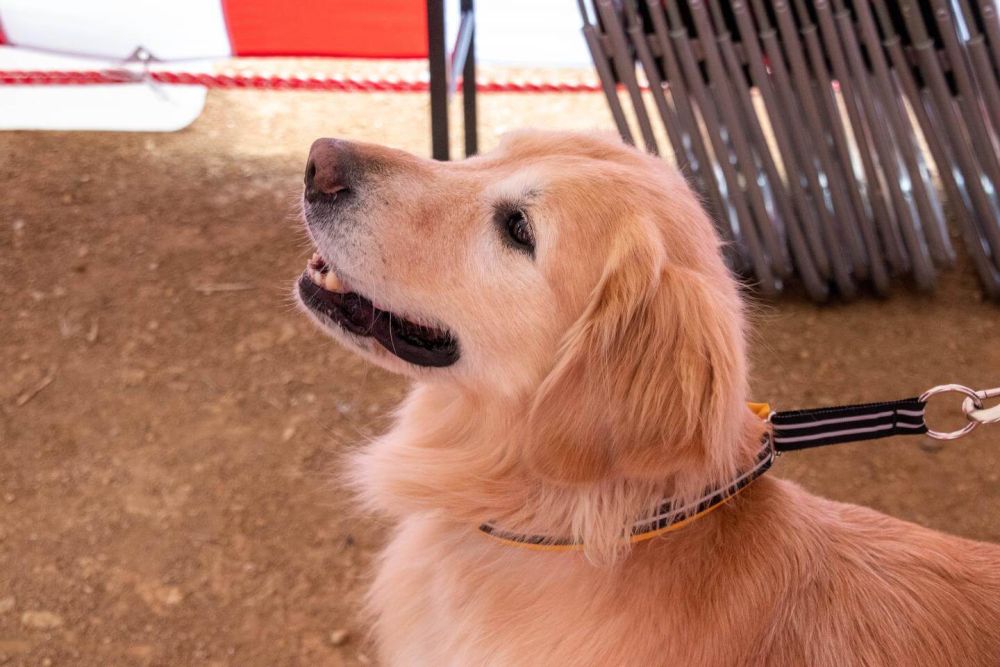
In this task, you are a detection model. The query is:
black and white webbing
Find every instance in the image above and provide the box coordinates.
[770,397,927,452]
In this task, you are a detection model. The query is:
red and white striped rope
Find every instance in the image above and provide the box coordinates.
[0,69,614,93]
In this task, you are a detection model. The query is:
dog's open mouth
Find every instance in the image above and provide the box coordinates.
[297,253,460,367]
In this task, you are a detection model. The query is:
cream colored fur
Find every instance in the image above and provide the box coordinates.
[298,131,1000,666]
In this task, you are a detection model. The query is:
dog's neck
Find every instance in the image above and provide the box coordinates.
[352,382,766,562]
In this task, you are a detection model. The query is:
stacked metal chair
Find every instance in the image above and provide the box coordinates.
[579,0,1000,301]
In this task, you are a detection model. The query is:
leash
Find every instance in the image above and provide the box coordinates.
[479,382,1000,552]
[773,383,1000,447]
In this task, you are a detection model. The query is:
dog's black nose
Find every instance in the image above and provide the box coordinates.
[305,138,348,203]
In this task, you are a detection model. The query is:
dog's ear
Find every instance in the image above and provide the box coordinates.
[526,229,748,484]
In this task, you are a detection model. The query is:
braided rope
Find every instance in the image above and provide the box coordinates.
[0,69,611,93]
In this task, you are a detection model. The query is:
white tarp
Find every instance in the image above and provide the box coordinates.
[0,0,590,132]
[0,0,232,60]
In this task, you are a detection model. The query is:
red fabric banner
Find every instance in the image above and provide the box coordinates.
[221,0,428,58]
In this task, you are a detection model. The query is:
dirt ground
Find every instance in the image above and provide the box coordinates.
[2,73,999,666]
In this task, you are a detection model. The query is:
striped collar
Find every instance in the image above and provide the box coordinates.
[478,432,775,552]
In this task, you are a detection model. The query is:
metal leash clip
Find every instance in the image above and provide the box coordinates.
[963,387,1000,426]
[920,384,1000,440]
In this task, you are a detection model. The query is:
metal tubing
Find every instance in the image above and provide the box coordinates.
[752,1,857,296]
[664,2,779,293]
[979,0,1000,79]
[730,0,832,281]
[930,0,1000,183]
[581,24,634,144]
[956,0,1000,145]
[883,24,1000,299]
[809,0,893,292]
[622,3,690,171]
[854,11,950,274]
[877,19,979,258]
[427,0,449,160]
[789,0,876,284]
[717,41,829,296]
[833,3,913,273]
[709,3,826,294]
[886,0,1000,271]
[688,0,791,277]
[450,6,474,91]
[773,0,874,290]
[624,3,746,272]
[814,0,899,285]
[769,1,867,294]
[575,0,1000,300]
[644,0,735,248]
[965,33,1000,143]
[595,0,660,154]
[852,0,939,289]
[909,0,1000,183]
[460,0,477,157]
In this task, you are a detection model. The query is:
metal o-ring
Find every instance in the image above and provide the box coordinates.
[919,384,984,441]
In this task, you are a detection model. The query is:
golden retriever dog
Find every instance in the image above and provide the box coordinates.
[294,130,1000,666]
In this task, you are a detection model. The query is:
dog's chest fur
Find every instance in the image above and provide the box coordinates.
[368,516,751,666]
[366,478,1000,667]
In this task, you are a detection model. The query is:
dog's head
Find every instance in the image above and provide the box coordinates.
[297,130,750,484]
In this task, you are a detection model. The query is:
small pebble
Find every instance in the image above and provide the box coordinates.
[21,611,63,629]
[329,629,350,646]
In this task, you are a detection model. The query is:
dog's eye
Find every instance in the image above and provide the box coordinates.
[504,210,535,255]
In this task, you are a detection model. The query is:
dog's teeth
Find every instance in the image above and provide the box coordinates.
[323,270,343,293]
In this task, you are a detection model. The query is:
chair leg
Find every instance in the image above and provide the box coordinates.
[427,0,449,160]
[461,0,477,157]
